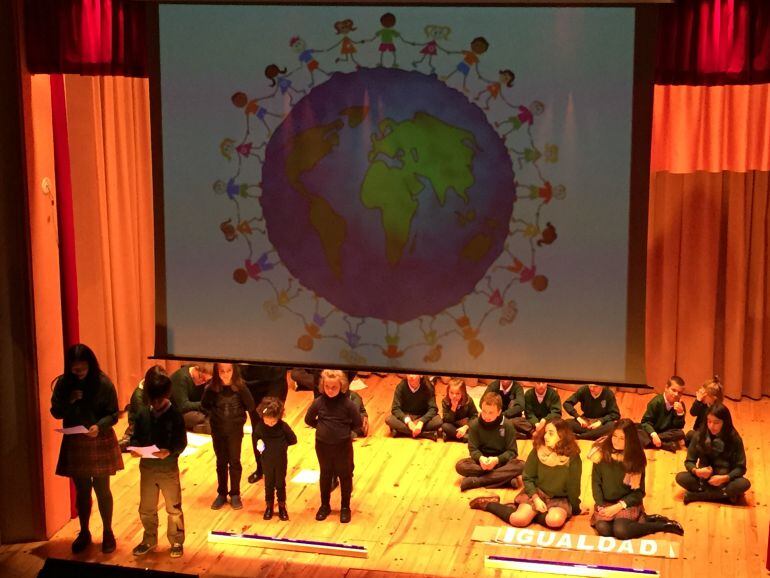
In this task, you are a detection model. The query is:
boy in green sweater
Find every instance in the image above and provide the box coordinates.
[171,363,213,434]
[130,366,188,558]
[484,379,533,438]
[637,376,686,452]
[564,384,620,440]
[385,374,442,440]
[455,392,524,491]
[524,382,562,434]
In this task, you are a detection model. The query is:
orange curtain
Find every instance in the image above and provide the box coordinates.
[646,170,770,399]
[64,75,178,403]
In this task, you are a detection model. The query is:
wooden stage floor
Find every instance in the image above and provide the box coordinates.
[1,375,769,578]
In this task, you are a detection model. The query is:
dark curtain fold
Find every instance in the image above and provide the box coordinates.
[656,0,770,85]
[24,0,147,76]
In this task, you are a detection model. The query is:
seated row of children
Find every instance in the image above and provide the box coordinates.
[452,388,749,541]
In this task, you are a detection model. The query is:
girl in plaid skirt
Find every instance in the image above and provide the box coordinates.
[51,344,123,554]
[589,418,683,538]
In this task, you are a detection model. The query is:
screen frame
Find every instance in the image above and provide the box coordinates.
[148,2,656,387]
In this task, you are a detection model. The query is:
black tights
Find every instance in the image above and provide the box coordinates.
[593,517,669,540]
[72,476,113,533]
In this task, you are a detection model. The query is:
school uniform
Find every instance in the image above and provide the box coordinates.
[518,446,582,516]
[131,401,187,547]
[441,397,478,441]
[485,379,533,438]
[563,385,620,440]
[455,414,524,489]
[675,430,751,502]
[385,378,442,438]
[637,394,685,448]
[685,399,709,445]
[523,387,562,427]
[171,366,209,432]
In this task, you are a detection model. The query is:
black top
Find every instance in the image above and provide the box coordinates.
[201,385,256,434]
[130,401,188,469]
[51,372,119,431]
[253,419,297,461]
[241,364,288,402]
[305,393,362,444]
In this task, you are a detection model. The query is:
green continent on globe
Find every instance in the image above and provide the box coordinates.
[284,119,347,278]
[361,112,478,265]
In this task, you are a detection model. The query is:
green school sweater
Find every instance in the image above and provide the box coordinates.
[522,448,582,514]
[390,379,438,424]
[467,415,518,465]
[591,460,645,507]
[563,386,620,423]
[640,394,685,435]
[485,380,525,419]
[524,387,562,425]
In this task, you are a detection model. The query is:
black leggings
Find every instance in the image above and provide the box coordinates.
[593,517,671,540]
[72,476,113,533]
[316,439,354,509]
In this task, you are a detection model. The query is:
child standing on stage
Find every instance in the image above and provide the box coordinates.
[51,344,123,554]
[470,418,581,530]
[130,366,188,558]
[253,397,297,521]
[305,369,362,523]
[202,363,255,510]
[589,418,683,539]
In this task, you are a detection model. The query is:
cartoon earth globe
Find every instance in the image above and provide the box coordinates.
[261,67,515,323]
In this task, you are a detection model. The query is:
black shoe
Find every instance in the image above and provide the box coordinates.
[660,442,678,453]
[132,542,155,556]
[469,495,500,510]
[340,507,352,523]
[263,504,274,520]
[460,476,481,492]
[248,470,263,484]
[315,504,332,521]
[643,514,670,524]
[662,520,684,535]
[211,494,227,510]
[278,503,289,521]
[71,531,92,554]
[230,495,243,510]
[101,531,116,554]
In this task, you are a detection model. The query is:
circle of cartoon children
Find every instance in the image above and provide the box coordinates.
[52,344,750,558]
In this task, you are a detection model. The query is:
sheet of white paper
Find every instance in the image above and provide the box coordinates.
[291,469,320,484]
[127,445,161,458]
[185,432,212,447]
[349,379,367,391]
[55,425,89,435]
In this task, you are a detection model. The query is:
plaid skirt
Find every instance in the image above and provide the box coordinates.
[515,489,572,518]
[591,502,645,525]
[56,428,124,478]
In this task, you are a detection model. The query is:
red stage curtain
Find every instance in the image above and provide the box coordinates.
[649,0,770,399]
[656,0,770,85]
[24,0,146,76]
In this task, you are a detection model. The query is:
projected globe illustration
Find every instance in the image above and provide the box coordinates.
[214,18,565,364]
[260,68,514,323]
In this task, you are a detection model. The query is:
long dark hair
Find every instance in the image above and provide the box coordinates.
[595,418,646,474]
[696,403,738,454]
[532,418,580,457]
[209,363,245,393]
[56,343,102,393]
